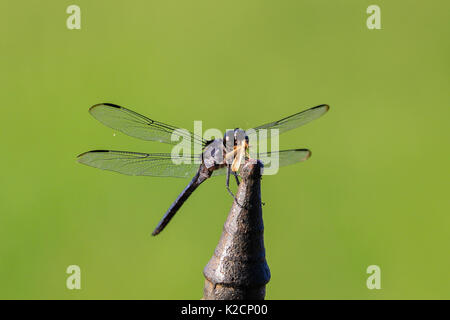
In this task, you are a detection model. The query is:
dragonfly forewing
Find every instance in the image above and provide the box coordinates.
[247,104,329,140]
[89,103,207,147]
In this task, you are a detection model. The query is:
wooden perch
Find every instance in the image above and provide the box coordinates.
[203,159,271,300]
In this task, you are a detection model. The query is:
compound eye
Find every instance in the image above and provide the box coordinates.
[234,129,245,142]
[224,130,234,142]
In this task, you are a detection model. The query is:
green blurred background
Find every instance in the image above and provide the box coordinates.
[1,0,449,299]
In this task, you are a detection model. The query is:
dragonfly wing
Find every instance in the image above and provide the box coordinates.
[258,149,311,168]
[248,104,329,138]
[89,103,207,146]
[77,150,201,178]
[212,149,311,176]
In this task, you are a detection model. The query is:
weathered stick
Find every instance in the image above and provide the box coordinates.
[203,160,271,300]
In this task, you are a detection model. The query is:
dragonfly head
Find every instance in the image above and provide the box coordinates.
[223,129,249,152]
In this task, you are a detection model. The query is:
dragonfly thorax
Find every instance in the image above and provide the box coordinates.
[202,139,226,169]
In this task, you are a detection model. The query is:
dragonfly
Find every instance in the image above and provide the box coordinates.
[77,103,329,235]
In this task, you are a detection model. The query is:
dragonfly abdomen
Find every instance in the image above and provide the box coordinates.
[152,164,212,236]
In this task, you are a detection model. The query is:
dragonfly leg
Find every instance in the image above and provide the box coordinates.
[226,165,235,198]
[226,165,244,208]
[233,172,240,186]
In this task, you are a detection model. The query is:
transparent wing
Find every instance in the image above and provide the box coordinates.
[89,103,208,146]
[258,149,311,167]
[212,149,311,176]
[248,104,329,138]
[77,150,201,178]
